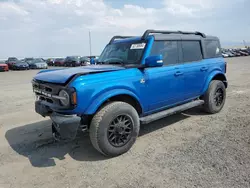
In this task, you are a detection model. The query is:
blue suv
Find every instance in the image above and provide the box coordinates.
[32,30,227,156]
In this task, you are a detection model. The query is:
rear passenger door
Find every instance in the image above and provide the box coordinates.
[178,40,207,100]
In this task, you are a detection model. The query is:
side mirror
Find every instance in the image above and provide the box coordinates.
[145,55,163,67]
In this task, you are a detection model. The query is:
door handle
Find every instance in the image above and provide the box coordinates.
[200,67,208,71]
[174,71,183,76]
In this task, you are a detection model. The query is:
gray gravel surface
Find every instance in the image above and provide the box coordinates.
[0,57,250,188]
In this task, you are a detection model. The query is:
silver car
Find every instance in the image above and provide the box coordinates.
[30,58,48,69]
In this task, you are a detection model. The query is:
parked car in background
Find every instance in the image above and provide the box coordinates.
[29,58,48,69]
[0,63,9,72]
[222,53,229,58]
[54,58,65,66]
[239,49,250,56]
[238,50,249,56]
[230,50,241,56]
[225,51,235,57]
[6,57,18,64]
[64,56,81,67]
[221,47,250,58]
[24,57,34,62]
[46,58,54,66]
[6,57,18,70]
[80,56,90,66]
[12,60,29,70]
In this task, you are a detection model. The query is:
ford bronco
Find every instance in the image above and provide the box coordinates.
[32,30,227,156]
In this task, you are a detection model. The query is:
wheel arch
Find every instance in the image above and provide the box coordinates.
[212,73,227,88]
[85,89,143,115]
[202,71,228,94]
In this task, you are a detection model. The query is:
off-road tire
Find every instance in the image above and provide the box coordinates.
[89,102,140,157]
[203,80,226,114]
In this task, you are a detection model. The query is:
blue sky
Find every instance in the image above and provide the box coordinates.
[0,0,249,59]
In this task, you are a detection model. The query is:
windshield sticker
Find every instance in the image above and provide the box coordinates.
[130,43,146,50]
[216,47,220,54]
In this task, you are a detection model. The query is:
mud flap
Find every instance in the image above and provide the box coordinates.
[50,112,81,141]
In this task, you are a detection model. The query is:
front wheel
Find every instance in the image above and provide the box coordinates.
[203,80,226,114]
[89,102,140,157]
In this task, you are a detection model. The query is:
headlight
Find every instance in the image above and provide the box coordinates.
[59,90,70,106]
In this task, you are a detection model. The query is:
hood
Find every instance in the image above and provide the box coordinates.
[34,65,125,84]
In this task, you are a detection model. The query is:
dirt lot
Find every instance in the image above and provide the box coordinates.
[0,57,250,188]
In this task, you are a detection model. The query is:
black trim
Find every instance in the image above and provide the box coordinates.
[109,36,136,44]
[142,30,206,39]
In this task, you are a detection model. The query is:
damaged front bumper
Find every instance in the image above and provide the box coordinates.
[51,112,81,141]
[35,100,81,141]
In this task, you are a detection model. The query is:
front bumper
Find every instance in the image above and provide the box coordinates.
[51,112,81,141]
[0,66,6,71]
[15,66,29,70]
[35,101,81,141]
[37,66,47,69]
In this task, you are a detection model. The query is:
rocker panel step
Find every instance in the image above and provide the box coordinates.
[140,100,204,124]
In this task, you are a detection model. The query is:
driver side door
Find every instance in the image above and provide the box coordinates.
[144,40,186,114]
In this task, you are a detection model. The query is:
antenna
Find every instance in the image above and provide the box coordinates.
[89,31,92,56]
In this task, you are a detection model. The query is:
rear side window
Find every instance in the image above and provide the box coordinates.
[150,41,178,66]
[204,40,221,58]
[181,41,202,62]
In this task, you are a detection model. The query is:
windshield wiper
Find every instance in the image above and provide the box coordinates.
[96,61,125,66]
[106,61,125,66]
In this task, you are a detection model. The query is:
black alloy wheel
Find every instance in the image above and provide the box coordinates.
[107,115,133,147]
[214,88,224,107]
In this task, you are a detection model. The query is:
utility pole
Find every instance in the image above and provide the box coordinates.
[89,31,92,57]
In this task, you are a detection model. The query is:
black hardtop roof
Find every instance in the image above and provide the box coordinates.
[153,33,219,41]
[109,29,219,44]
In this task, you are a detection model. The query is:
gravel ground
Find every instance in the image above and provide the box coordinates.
[0,57,250,188]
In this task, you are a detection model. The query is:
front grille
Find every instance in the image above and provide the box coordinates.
[32,80,62,105]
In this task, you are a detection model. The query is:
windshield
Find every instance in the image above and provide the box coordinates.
[65,56,79,61]
[9,57,17,61]
[97,41,146,65]
[32,59,44,63]
[55,58,64,61]
[25,58,33,61]
[80,57,90,61]
[15,61,25,65]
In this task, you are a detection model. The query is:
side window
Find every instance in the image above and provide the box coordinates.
[150,41,178,65]
[204,40,221,58]
[182,41,202,62]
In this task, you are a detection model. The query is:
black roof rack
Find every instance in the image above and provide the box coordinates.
[141,29,206,39]
[109,36,136,44]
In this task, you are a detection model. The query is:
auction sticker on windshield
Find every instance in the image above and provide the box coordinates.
[130,43,146,49]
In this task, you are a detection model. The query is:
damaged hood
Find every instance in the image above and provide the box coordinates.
[34,65,125,84]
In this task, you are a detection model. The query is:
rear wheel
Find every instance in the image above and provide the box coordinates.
[203,80,226,114]
[89,102,140,157]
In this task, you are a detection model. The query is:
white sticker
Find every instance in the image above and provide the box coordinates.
[130,43,146,50]
[216,47,220,54]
